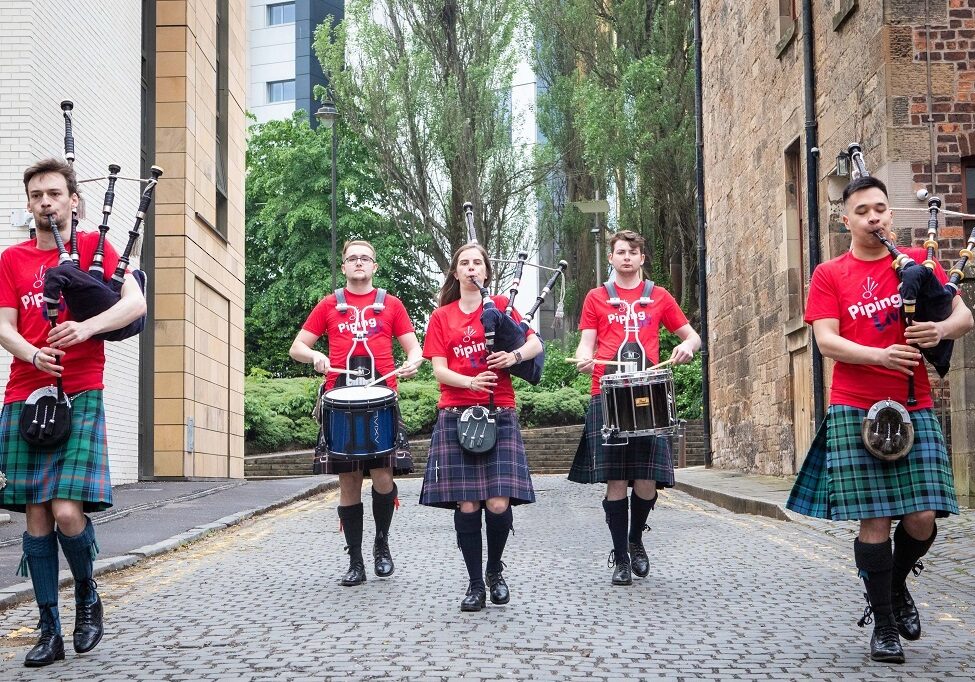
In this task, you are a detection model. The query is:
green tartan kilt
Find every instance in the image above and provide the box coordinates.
[0,390,113,513]
[786,405,958,521]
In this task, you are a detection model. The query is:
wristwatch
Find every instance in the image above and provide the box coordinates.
[513,350,523,364]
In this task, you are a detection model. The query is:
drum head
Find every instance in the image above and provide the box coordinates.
[322,385,395,407]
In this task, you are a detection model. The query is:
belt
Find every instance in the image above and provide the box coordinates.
[442,406,513,414]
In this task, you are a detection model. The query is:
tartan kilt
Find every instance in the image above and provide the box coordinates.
[568,395,675,486]
[0,390,112,513]
[786,405,958,521]
[313,416,414,476]
[419,408,535,509]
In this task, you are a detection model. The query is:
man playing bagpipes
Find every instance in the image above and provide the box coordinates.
[289,240,422,587]
[787,175,973,663]
[569,230,701,586]
[0,158,147,667]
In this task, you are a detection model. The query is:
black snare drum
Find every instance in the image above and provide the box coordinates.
[599,369,677,440]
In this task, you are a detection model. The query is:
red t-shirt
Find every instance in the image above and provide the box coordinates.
[0,231,123,403]
[804,247,952,410]
[301,288,415,391]
[423,295,535,409]
[579,282,689,396]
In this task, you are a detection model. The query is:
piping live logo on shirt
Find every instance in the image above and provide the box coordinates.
[453,325,487,365]
[20,265,48,310]
[848,276,901,331]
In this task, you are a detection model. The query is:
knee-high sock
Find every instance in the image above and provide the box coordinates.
[337,503,364,563]
[628,491,657,543]
[57,516,99,606]
[854,538,894,620]
[485,506,513,574]
[372,483,398,538]
[21,532,62,635]
[892,521,936,588]
[602,497,629,563]
[454,508,484,589]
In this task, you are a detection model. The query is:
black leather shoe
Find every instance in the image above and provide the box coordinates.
[73,588,104,654]
[608,551,632,586]
[628,540,649,578]
[870,614,905,664]
[340,560,367,586]
[485,570,510,605]
[891,585,921,641]
[373,533,394,578]
[460,584,486,612]
[24,632,65,667]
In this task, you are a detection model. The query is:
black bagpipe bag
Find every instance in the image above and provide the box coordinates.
[43,264,147,342]
[899,263,954,377]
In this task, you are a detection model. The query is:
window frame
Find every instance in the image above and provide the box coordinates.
[267,2,295,27]
[266,79,296,104]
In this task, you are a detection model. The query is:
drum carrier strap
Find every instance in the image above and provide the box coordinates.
[334,288,387,313]
[604,280,654,306]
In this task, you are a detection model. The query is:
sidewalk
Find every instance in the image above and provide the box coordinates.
[0,476,337,608]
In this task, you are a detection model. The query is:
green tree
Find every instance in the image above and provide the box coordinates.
[314,0,552,277]
[245,113,435,376]
[531,0,698,318]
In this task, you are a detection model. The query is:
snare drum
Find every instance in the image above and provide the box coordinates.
[599,369,677,438]
[320,385,398,459]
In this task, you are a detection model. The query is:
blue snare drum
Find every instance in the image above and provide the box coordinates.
[320,385,398,459]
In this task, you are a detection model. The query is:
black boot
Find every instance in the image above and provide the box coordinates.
[24,607,64,668]
[603,498,631,585]
[485,507,512,605]
[628,491,656,579]
[21,532,64,667]
[455,508,485,612]
[72,579,103,654]
[855,538,904,664]
[372,485,397,577]
[891,522,935,641]
[57,519,103,653]
[337,504,366,586]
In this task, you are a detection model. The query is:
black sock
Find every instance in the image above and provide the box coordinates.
[629,491,657,543]
[485,506,513,574]
[892,521,936,589]
[603,497,629,563]
[454,508,484,589]
[372,483,398,539]
[854,538,894,621]
[337,503,364,564]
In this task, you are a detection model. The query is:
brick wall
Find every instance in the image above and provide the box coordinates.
[0,1,144,483]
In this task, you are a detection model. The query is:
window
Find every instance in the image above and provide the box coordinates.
[267,79,295,103]
[784,139,806,321]
[776,0,797,57]
[216,0,229,239]
[267,2,295,26]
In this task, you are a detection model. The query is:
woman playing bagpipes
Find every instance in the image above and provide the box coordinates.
[786,175,973,664]
[418,243,543,612]
[0,158,147,667]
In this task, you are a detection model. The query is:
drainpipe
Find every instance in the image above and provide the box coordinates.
[692,0,712,467]
[802,0,825,426]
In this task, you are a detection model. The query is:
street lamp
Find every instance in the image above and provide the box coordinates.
[570,196,611,284]
[315,100,340,290]
[835,150,851,178]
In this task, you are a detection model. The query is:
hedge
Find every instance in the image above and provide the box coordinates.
[245,334,703,453]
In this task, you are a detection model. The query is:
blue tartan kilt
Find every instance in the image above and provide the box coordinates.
[568,395,675,486]
[786,405,958,521]
[419,408,535,509]
[0,390,112,513]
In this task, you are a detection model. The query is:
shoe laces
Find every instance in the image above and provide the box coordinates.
[857,593,873,628]
[607,550,630,568]
[875,621,901,647]
[75,581,100,626]
[36,631,60,646]
[911,560,924,577]
[486,560,507,579]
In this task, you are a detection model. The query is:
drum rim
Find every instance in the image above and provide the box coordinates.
[321,385,397,408]
[599,368,674,385]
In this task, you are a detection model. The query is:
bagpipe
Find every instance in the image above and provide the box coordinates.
[462,201,567,386]
[846,142,975,460]
[41,100,162,343]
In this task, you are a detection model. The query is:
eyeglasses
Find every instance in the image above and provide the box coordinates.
[344,255,375,264]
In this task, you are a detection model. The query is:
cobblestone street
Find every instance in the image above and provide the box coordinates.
[1,475,973,680]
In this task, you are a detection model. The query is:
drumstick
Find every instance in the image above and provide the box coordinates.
[327,367,368,377]
[647,357,676,370]
[363,359,425,388]
[564,358,633,366]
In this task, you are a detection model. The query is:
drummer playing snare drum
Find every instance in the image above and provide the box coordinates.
[568,230,700,587]
[289,240,422,587]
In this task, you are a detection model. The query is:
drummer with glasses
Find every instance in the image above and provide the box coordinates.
[290,240,422,587]
[569,230,700,586]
